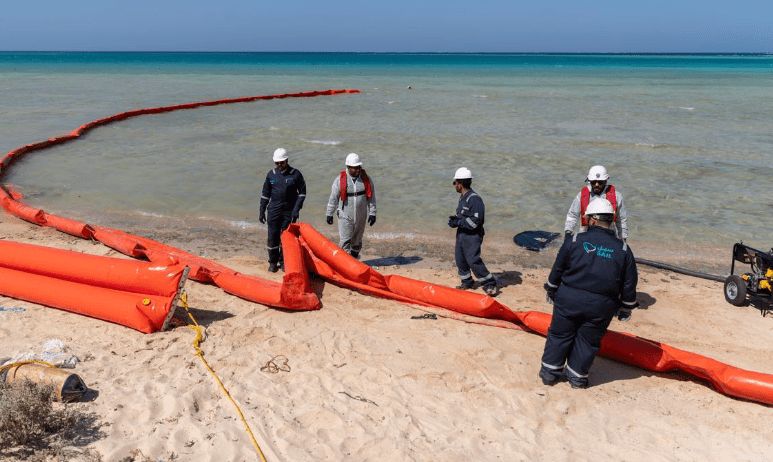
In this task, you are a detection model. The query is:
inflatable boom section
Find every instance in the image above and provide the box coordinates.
[287,223,773,406]
[0,90,358,310]
[0,240,187,333]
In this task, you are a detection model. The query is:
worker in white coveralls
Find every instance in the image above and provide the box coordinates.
[325,153,376,259]
[564,165,629,241]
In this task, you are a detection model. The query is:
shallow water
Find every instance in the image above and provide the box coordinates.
[1,53,772,260]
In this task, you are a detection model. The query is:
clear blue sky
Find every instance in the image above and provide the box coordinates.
[1,0,771,52]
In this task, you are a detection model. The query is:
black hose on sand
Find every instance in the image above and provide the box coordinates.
[513,231,726,282]
[635,258,725,282]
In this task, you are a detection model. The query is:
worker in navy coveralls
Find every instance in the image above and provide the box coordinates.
[540,197,639,388]
[259,148,306,273]
[447,167,498,296]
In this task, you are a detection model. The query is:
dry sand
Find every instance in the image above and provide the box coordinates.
[1,214,772,461]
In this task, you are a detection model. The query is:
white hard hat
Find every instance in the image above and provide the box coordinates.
[585,198,615,216]
[587,165,609,181]
[345,153,362,167]
[273,148,288,162]
[453,167,473,180]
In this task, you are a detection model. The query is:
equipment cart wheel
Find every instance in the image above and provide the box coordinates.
[724,275,747,306]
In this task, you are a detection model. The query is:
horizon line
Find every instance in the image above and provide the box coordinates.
[1,50,771,55]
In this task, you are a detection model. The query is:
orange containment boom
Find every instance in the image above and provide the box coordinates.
[284,224,773,406]
[0,240,188,333]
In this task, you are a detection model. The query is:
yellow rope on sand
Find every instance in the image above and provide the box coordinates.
[0,359,57,374]
[179,292,268,462]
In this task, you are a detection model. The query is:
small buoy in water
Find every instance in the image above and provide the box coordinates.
[407,85,413,90]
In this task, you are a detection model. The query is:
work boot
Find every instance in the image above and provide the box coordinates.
[268,262,279,273]
[349,250,360,259]
[539,368,561,386]
[569,379,589,389]
[456,278,475,290]
[483,283,499,297]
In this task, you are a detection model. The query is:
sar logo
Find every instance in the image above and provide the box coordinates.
[583,242,597,254]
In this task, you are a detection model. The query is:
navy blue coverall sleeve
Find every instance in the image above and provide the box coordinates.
[292,171,306,216]
[457,194,485,232]
[259,173,271,215]
[621,247,638,305]
[547,238,572,289]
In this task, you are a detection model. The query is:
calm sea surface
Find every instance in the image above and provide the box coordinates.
[1,52,772,258]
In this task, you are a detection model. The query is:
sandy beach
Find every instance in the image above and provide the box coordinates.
[2,212,772,462]
[1,0,773,456]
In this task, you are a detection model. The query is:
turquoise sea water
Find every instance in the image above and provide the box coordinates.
[1,52,772,260]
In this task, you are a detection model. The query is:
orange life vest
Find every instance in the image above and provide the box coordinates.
[580,184,617,226]
[339,169,373,204]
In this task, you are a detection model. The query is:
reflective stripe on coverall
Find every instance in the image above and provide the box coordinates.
[454,190,494,286]
[541,226,638,386]
[259,167,306,263]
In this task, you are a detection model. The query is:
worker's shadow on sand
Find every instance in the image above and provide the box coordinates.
[636,291,656,309]
[590,357,659,387]
[364,255,422,267]
[495,270,522,289]
[592,358,706,390]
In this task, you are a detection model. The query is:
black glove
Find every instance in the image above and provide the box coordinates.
[326,215,334,225]
[259,211,266,224]
[291,211,300,223]
[368,215,376,226]
[448,216,459,228]
[564,231,573,241]
[543,282,557,304]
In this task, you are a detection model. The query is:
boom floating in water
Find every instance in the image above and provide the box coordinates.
[1,89,772,406]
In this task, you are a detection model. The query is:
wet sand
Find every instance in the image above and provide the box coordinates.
[71,207,732,275]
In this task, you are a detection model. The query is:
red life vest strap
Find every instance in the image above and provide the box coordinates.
[339,169,373,204]
[580,184,617,226]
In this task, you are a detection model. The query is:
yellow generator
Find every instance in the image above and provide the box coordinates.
[724,243,773,313]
